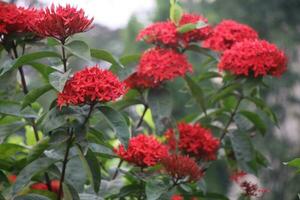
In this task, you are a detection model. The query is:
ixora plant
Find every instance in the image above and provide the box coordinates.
[0,0,288,200]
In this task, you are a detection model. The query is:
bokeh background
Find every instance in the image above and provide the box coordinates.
[4,0,300,199]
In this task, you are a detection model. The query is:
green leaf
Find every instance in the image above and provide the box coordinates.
[48,70,71,92]
[22,84,52,109]
[229,130,255,172]
[90,49,123,71]
[245,97,279,127]
[14,194,51,200]
[29,62,56,81]
[62,183,80,200]
[65,40,91,61]
[47,37,60,46]
[186,44,217,60]
[0,100,37,118]
[0,143,28,160]
[177,21,207,33]
[185,75,206,115]
[77,148,101,193]
[238,110,267,135]
[98,106,130,147]
[146,178,170,200]
[284,158,300,168]
[170,3,183,25]
[210,83,241,105]
[12,157,57,194]
[147,88,173,135]
[198,71,221,82]
[186,192,229,200]
[27,137,50,163]
[0,51,60,76]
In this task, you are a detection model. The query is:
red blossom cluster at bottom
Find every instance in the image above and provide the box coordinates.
[160,154,203,183]
[114,134,169,167]
[171,195,199,200]
[230,171,269,197]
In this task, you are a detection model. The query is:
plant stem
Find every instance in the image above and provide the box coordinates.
[82,103,95,127]
[112,160,123,180]
[11,45,52,190]
[136,104,148,129]
[57,129,74,200]
[219,95,243,141]
[61,41,67,73]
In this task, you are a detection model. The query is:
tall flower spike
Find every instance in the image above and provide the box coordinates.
[33,4,93,42]
[136,21,178,47]
[114,134,169,167]
[161,154,203,183]
[178,13,212,45]
[138,47,192,83]
[164,122,220,161]
[57,65,126,108]
[218,39,287,77]
[203,19,259,51]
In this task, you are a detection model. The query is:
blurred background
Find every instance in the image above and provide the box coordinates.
[4,0,300,199]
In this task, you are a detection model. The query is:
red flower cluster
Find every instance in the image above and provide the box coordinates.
[218,39,287,77]
[33,4,93,41]
[230,171,269,197]
[161,154,203,183]
[203,20,258,51]
[30,180,60,195]
[171,195,184,200]
[114,134,169,167]
[7,174,17,184]
[165,122,220,161]
[57,66,125,108]
[179,13,212,45]
[0,3,38,35]
[124,72,159,90]
[138,48,192,83]
[137,13,210,47]
[136,21,178,47]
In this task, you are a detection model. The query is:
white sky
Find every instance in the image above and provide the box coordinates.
[38,0,156,29]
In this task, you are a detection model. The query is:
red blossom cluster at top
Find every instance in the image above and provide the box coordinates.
[230,171,269,197]
[165,122,220,161]
[203,19,259,51]
[57,66,126,108]
[33,4,93,42]
[161,154,203,183]
[179,13,212,45]
[114,134,169,167]
[138,47,192,83]
[137,13,211,47]
[136,21,178,47]
[218,39,287,77]
[0,2,38,35]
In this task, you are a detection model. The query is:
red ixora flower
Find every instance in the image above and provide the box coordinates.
[138,47,192,83]
[114,134,169,167]
[218,39,287,77]
[161,154,203,183]
[124,72,159,90]
[30,180,61,195]
[165,122,220,161]
[0,3,38,36]
[171,195,184,200]
[57,65,126,108]
[203,20,259,51]
[33,4,93,41]
[7,174,17,184]
[136,21,178,47]
[230,171,269,197]
[178,13,212,45]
